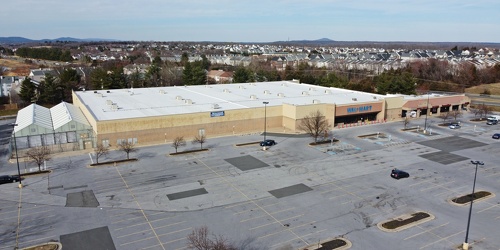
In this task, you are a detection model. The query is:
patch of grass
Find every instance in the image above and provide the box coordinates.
[22,242,60,250]
[0,109,19,116]
[452,191,492,204]
[235,141,260,146]
[309,139,338,145]
[382,212,430,230]
[90,158,138,166]
[170,148,209,155]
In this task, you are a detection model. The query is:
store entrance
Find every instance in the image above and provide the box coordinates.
[335,112,379,125]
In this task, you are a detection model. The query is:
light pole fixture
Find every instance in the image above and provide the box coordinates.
[263,101,269,142]
[463,160,484,250]
[10,123,22,189]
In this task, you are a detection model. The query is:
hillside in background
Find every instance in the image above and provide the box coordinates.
[0,36,118,44]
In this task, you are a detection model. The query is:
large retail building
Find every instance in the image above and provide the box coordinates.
[71,80,470,147]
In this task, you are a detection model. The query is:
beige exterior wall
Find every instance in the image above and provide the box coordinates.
[384,96,404,121]
[91,106,284,146]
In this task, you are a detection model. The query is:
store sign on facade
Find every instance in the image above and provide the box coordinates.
[347,105,372,113]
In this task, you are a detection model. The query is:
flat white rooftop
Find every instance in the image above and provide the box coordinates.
[74,81,386,121]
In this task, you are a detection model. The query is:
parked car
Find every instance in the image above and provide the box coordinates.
[449,123,461,129]
[487,119,498,125]
[391,169,410,179]
[493,133,500,139]
[0,175,22,184]
[260,139,277,147]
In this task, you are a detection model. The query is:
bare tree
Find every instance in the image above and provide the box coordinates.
[172,136,186,153]
[470,107,481,119]
[298,110,330,143]
[192,134,207,149]
[438,112,451,124]
[477,103,492,119]
[403,116,410,129]
[26,146,51,172]
[450,110,463,122]
[187,226,235,250]
[118,140,137,159]
[94,143,109,164]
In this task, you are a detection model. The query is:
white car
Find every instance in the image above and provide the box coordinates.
[449,123,461,129]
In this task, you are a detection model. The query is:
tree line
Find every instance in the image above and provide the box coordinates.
[16,47,73,62]
[15,52,500,107]
[19,68,81,105]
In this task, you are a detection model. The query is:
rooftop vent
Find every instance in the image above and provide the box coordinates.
[106,90,110,93]
[373,96,377,99]
[352,98,357,101]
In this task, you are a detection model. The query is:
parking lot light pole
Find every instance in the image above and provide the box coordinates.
[463,160,484,250]
[424,92,430,133]
[10,123,22,189]
[263,101,269,142]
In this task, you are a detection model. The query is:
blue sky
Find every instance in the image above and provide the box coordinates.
[3,0,500,43]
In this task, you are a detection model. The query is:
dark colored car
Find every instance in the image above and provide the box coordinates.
[260,139,277,147]
[493,133,500,139]
[0,175,22,184]
[391,169,410,179]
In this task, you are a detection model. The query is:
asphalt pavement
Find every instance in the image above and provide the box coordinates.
[1,112,500,250]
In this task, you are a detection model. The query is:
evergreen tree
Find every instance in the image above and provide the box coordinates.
[19,77,36,103]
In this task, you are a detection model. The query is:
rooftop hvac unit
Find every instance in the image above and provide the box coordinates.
[250,95,257,100]
[281,83,287,87]
[313,99,321,104]
[324,90,331,94]
[106,100,113,105]
[263,90,270,94]
[176,96,183,100]
[111,104,118,110]
[309,87,315,91]
[212,104,220,109]
[277,93,284,97]
[96,93,103,98]
[302,91,309,96]
[159,90,166,94]
[239,85,245,89]
[373,96,377,99]
[223,89,230,93]
[184,99,193,104]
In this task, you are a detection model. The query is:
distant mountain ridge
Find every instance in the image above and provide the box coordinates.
[0,36,118,44]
